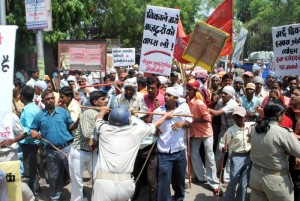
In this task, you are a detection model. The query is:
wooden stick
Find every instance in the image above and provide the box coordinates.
[79,82,124,88]
[80,106,193,118]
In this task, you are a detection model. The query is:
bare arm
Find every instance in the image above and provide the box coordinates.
[209,108,225,116]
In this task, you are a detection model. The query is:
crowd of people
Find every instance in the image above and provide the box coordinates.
[1,62,300,201]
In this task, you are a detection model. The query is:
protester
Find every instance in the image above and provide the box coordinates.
[249,100,300,201]
[186,79,221,195]
[30,90,79,200]
[19,85,41,197]
[240,83,261,122]
[153,87,193,201]
[209,86,239,183]
[26,69,39,88]
[219,106,254,201]
[68,91,107,201]
[13,78,24,117]
[90,105,173,201]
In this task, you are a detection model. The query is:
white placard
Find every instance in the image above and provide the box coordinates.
[232,28,248,63]
[140,6,180,76]
[25,0,48,30]
[272,23,300,76]
[0,26,18,140]
[112,48,135,67]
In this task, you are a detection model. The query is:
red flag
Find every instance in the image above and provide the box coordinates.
[206,0,233,56]
[173,18,190,64]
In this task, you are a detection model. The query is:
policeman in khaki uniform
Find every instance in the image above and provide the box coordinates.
[249,100,300,201]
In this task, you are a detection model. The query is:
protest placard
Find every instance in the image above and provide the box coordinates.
[272,23,300,76]
[139,6,180,76]
[232,28,248,63]
[0,161,22,201]
[0,26,17,141]
[58,40,107,72]
[182,21,229,72]
[25,0,48,30]
[112,48,135,67]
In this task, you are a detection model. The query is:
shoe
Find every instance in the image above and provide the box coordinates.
[185,183,189,189]
[213,188,224,196]
[192,177,207,184]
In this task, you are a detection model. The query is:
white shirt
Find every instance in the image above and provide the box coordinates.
[0,113,26,154]
[153,103,192,154]
[95,116,155,174]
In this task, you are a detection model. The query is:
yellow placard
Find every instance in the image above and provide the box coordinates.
[0,161,23,201]
[182,21,229,72]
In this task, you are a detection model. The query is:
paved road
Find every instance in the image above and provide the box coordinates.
[38,172,251,201]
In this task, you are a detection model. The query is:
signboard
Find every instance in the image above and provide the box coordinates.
[272,23,300,76]
[43,0,53,31]
[0,161,22,201]
[140,6,180,76]
[25,0,48,30]
[112,48,135,67]
[0,26,17,141]
[232,28,248,63]
[182,21,229,72]
[58,40,107,72]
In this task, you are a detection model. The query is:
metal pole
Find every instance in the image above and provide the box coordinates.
[0,0,7,25]
[36,30,45,79]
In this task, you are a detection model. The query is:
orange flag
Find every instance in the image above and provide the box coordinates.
[173,18,190,64]
[206,0,233,56]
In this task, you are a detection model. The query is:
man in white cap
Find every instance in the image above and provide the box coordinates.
[153,87,193,201]
[253,76,267,102]
[209,86,239,184]
[113,77,148,114]
[34,80,47,109]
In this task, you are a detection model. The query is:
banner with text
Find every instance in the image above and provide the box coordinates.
[25,0,48,30]
[272,23,300,76]
[0,161,22,201]
[182,21,229,72]
[140,6,180,76]
[232,28,248,63]
[0,26,18,140]
[58,40,107,72]
[112,48,135,67]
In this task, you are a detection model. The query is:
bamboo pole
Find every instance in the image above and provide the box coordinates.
[80,106,193,118]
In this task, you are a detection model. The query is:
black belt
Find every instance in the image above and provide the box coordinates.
[48,140,73,150]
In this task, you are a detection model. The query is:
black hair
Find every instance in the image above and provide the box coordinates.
[59,86,74,99]
[255,100,286,134]
[89,91,107,106]
[41,90,53,100]
[30,68,38,75]
[146,76,161,88]
[288,76,297,83]
[13,78,23,88]
[73,70,81,75]
[20,85,34,102]
[222,73,233,81]
[137,77,147,87]
[103,74,112,81]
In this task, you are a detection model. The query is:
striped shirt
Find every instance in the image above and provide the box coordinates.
[72,109,98,151]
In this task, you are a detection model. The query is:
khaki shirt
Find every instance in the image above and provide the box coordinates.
[250,122,300,170]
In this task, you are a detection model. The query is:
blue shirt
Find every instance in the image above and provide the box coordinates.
[19,102,41,145]
[240,95,262,121]
[30,107,74,146]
